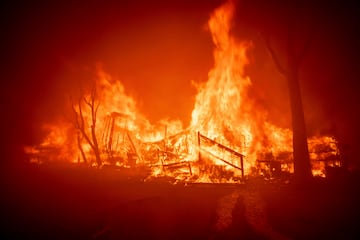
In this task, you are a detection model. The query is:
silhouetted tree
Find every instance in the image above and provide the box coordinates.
[238,0,319,182]
[261,4,316,182]
[71,84,102,167]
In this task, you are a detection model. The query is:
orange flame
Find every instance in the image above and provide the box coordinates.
[189,1,295,176]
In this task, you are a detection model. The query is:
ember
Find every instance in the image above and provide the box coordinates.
[25,0,341,182]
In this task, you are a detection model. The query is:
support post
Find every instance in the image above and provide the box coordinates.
[197,131,201,162]
[127,131,142,164]
[240,155,244,179]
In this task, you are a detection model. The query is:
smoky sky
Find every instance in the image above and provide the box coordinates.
[2,0,360,163]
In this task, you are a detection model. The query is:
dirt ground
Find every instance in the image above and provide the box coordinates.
[1,162,360,239]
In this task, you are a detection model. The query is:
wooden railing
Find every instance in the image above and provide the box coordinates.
[197,132,244,179]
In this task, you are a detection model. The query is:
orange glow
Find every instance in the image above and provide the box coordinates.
[25,0,340,182]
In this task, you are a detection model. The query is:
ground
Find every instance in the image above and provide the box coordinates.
[1,161,360,239]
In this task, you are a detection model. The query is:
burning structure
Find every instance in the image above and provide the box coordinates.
[25,1,342,182]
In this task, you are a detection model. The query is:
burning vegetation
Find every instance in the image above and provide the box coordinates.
[25,1,342,183]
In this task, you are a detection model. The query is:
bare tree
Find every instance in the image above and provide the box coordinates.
[234,0,319,182]
[71,84,102,167]
[261,7,317,182]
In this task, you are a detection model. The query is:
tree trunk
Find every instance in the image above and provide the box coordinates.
[91,125,102,168]
[286,63,312,183]
[77,133,87,164]
[94,148,102,168]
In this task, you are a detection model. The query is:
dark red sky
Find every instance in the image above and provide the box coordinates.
[2,1,221,143]
[2,0,360,162]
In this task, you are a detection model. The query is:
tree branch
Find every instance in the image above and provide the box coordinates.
[83,95,91,107]
[94,102,100,125]
[71,97,80,129]
[263,34,287,76]
[78,98,85,130]
[71,96,95,150]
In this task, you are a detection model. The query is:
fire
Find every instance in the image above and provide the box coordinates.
[189,1,296,177]
[190,1,253,157]
[24,122,77,164]
[26,0,341,182]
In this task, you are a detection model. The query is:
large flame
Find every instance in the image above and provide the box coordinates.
[189,1,295,175]
[25,0,340,181]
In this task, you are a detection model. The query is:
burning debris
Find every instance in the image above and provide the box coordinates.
[25,1,341,182]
